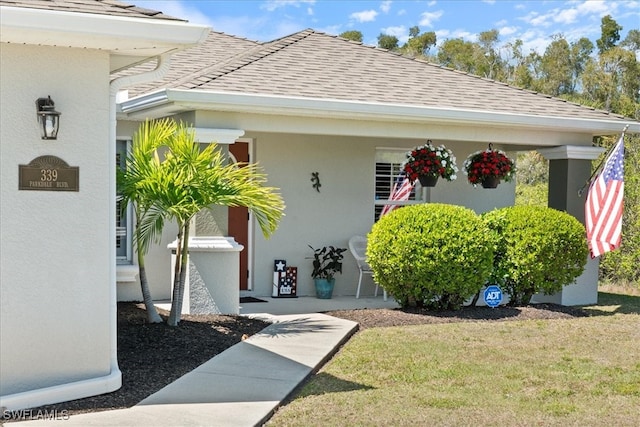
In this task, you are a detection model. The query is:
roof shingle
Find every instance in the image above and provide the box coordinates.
[0,0,184,21]
[128,29,632,123]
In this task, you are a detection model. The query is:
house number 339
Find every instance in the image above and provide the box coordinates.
[41,169,58,181]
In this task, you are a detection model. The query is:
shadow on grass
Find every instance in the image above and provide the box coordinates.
[293,372,375,398]
[584,292,640,316]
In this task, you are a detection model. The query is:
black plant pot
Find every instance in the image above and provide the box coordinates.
[481,176,501,188]
[418,175,438,187]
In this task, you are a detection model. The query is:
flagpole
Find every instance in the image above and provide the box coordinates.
[578,124,628,197]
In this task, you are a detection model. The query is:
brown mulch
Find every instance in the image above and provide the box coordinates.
[13,301,592,420]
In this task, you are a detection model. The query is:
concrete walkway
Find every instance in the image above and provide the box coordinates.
[11,313,359,427]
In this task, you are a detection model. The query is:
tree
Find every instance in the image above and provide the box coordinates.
[476,29,503,80]
[597,15,622,54]
[437,38,477,73]
[377,33,399,50]
[117,118,176,324]
[126,120,285,326]
[339,30,362,43]
[401,26,436,58]
[540,34,573,96]
[621,29,640,51]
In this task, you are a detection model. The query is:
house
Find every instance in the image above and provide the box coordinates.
[2,0,638,412]
[0,0,209,411]
[115,29,639,310]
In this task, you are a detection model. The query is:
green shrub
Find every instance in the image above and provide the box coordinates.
[367,203,493,310]
[482,206,588,306]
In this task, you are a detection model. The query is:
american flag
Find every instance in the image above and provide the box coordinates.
[585,134,625,258]
[380,172,414,216]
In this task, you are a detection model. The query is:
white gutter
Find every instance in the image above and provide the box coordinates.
[120,89,640,135]
[0,6,209,53]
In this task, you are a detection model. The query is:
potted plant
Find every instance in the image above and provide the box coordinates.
[403,140,458,187]
[308,245,347,299]
[463,144,516,188]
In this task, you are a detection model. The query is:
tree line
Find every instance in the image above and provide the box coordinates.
[342,16,639,285]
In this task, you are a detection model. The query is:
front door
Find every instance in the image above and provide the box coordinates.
[228,142,250,290]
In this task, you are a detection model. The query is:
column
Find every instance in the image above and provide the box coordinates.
[537,145,605,305]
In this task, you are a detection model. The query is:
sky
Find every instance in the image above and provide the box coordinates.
[136,0,639,54]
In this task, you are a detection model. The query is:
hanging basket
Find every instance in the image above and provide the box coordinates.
[481,176,501,189]
[418,175,439,187]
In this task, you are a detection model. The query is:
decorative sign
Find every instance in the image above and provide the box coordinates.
[272,260,297,298]
[19,156,79,191]
[484,285,503,308]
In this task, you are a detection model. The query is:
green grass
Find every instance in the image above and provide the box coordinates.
[267,289,640,427]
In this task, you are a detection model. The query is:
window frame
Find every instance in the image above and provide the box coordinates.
[116,139,133,264]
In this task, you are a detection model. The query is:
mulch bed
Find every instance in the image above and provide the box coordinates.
[11,301,593,421]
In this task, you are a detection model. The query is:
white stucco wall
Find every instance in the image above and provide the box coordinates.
[0,44,116,402]
[248,133,515,298]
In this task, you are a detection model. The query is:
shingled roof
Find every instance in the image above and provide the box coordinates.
[133,29,629,123]
[123,31,260,98]
[0,0,183,21]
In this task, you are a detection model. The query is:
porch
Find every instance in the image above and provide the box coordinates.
[238,295,400,316]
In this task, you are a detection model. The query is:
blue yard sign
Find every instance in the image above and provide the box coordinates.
[484,285,503,308]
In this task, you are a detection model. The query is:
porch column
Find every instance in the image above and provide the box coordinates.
[537,145,605,306]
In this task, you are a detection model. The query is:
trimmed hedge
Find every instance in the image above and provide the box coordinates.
[482,206,588,306]
[367,203,493,310]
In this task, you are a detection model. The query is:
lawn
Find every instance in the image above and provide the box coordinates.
[267,287,640,427]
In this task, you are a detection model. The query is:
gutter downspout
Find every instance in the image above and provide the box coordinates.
[108,53,174,385]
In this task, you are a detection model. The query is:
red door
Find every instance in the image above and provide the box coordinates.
[228,142,250,290]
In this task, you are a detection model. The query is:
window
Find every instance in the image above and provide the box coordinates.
[374,149,425,221]
[116,140,132,263]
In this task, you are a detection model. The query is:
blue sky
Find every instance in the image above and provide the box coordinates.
[136,0,639,53]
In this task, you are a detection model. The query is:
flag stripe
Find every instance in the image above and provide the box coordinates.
[381,172,414,216]
[585,135,624,258]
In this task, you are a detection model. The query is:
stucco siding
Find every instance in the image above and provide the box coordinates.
[1,44,113,396]
[248,133,516,297]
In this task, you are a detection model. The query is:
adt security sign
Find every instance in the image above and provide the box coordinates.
[484,285,503,308]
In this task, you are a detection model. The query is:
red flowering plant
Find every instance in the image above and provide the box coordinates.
[403,140,458,183]
[463,145,515,186]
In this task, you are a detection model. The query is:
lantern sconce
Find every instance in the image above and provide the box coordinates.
[36,96,61,140]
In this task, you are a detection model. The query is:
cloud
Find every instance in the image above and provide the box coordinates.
[381,25,406,37]
[134,0,214,26]
[419,10,444,27]
[499,26,518,37]
[260,0,316,12]
[350,10,379,23]
[554,8,579,24]
[519,11,554,27]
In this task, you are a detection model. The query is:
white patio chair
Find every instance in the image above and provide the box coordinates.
[348,235,387,301]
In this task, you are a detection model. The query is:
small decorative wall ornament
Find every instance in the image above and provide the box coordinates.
[311,171,321,192]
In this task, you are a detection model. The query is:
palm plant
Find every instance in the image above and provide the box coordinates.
[126,120,285,326]
[117,118,176,323]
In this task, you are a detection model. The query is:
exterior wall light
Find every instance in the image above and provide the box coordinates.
[36,96,61,140]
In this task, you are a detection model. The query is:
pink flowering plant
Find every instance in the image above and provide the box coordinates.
[463,146,516,186]
[403,140,458,183]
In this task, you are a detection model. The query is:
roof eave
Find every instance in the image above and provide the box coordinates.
[0,6,210,57]
[119,89,640,136]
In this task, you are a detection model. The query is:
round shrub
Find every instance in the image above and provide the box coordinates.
[367,203,493,310]
[482,206,588,306]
